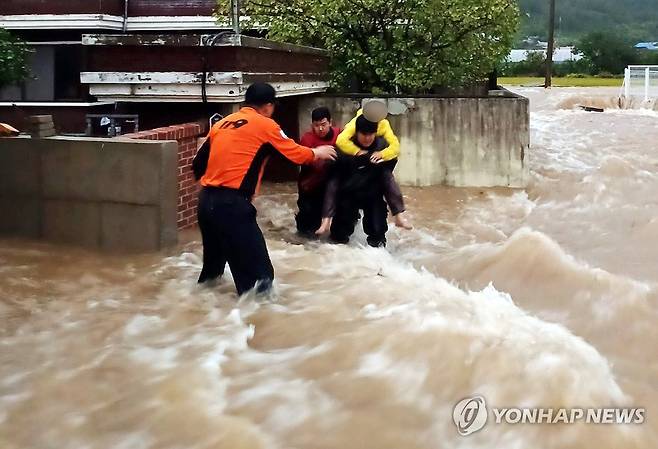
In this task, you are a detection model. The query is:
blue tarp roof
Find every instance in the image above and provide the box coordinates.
[635,42,658,50]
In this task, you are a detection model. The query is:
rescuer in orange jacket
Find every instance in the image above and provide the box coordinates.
[193,83,336,295]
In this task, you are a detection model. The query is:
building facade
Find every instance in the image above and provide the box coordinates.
[0,0,330,137]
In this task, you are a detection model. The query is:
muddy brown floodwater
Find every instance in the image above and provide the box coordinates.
[1,87,656,449]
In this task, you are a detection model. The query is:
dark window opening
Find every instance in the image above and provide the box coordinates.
[55,46,85,101]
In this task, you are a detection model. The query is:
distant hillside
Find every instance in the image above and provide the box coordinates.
[519,0,658,43]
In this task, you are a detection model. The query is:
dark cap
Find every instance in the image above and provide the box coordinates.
[245,83,276,106]
[355,115,378,134]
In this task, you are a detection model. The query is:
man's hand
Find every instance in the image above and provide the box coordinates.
[356,150,368,156]
[312,145,337,161]
[370,151,384,164]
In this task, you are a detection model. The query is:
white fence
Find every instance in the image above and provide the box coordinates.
[622,65,658,101]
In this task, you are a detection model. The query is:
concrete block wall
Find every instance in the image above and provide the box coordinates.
[298,92,530,188]
[0,136,178,251]
[125,123,205,230]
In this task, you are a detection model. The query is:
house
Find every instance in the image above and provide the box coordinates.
[634,42,658,51]
[508,47,583,63]
[0,0,330,137]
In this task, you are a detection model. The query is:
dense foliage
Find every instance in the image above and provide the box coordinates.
[218,0,520,94]
[0,29,30,88]
[519,0,658,43]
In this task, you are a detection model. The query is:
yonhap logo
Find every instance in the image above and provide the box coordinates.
[452,395,645,436]
[453,396,488,436]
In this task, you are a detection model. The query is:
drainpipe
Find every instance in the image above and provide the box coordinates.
[123,0,129,33]
[231,0,241,34]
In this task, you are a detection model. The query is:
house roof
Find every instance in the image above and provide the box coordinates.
[635,42,658,50]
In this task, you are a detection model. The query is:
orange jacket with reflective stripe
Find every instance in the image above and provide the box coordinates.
[201,107,315,197]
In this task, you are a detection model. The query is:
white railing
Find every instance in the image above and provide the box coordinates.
[622,65,658,101]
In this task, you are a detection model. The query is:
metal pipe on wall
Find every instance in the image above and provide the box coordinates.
[231,0,241,34]
[123,0,129,33]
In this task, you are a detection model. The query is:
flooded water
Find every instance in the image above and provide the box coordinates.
[1,87,657,448]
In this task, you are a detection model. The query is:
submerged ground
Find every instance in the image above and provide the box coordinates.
[0,87,656,449]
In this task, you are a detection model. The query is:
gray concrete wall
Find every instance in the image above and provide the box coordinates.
[0,46,56,102]
[298,92,530,188]
[25,46,56,102]
[0,136,178,251]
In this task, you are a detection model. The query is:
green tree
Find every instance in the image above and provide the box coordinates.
[575,32,637,74]
[218,0,519,93]
[0,29,30,88]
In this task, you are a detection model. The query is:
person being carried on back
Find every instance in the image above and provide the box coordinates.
[315,100,412,235]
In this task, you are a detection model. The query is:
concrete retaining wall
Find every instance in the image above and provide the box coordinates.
[124,122,206,230]
[0,136,178,251]
[298,92,530,187]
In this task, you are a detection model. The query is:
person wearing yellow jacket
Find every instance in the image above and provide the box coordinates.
[316,100,412,235]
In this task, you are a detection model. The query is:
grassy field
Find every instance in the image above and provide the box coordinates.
[499,77,623,87]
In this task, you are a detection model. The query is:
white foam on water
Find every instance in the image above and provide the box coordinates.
[2,87,657,448]
[123,314,166,337]
[111,432,155,449]
[129,346,180,371]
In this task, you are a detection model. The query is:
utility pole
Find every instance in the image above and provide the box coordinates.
[231,0,241,34]
[545,0,556,88]
[123,0,129,33]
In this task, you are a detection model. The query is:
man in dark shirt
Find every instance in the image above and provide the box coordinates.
[295,107,342,236]
[329,115,392,248]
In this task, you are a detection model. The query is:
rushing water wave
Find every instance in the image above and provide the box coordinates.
[0,87,656,448]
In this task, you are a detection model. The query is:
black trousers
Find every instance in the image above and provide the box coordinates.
[197,186,274,295]
[295,187,325,235]
[330,194,389,247]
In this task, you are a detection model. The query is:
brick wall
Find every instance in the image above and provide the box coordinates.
[125,123,205,230]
